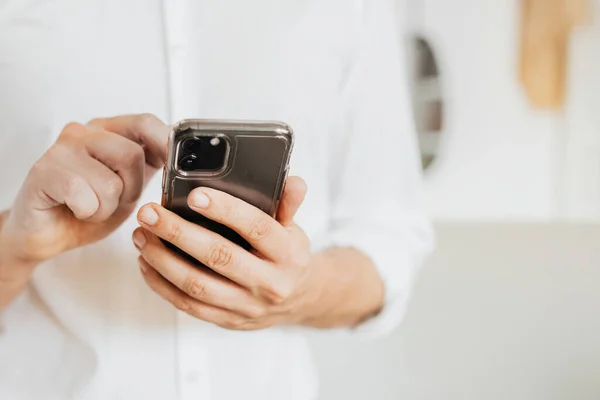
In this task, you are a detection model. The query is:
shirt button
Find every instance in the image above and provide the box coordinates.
[185,369,202,384]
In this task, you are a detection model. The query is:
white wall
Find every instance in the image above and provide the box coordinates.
[310,224,600,399]
[405,0,600,221]
[562,7,600,220]
[308,6,600,398]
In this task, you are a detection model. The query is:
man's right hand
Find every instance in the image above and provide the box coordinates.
[0,114,169,264]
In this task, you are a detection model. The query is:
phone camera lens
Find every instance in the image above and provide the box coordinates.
[179,154,200,172]
[177,134,228,173]
[182,138,202,153]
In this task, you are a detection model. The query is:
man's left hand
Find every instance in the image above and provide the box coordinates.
[132,177,318,330]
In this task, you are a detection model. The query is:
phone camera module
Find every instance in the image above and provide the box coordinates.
[177,134,228,173]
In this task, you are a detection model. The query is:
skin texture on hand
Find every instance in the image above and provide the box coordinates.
[0,210,38,309]
[3,114,169,264]
[133,177,384,330]
[0,113,385,327]
[0,114,169,311]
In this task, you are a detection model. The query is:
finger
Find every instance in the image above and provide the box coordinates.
[58,123,146,203]
[137,203,276,290]
[87,114,169,175]
[64,154,124,222]
[187,187,293,263]
[82,129,146,203]
[139,257,255,330]
[276,176,307,227]
[133,228,266,318]
[30,159,99,220]
[36,149,125,222]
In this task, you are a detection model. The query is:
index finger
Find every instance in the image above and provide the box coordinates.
[88,113,170,169]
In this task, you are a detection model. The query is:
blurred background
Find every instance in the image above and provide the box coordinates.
[310,0,600,398]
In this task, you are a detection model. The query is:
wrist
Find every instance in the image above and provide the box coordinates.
[0,210,39,310]
[285,252,330,326]
[290,248,384,329]
[0,210,39,271]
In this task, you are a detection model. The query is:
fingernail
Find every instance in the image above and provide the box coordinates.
[190,190,210,209]
[139,261,148,274]
[132,230,147,250]
[139,206,159,226]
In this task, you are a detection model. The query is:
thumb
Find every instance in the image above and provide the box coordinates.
[276,176,307,227]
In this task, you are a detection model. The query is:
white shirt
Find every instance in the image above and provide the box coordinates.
[0,1,433,399]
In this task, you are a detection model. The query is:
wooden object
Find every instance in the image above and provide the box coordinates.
[519,0,592,110]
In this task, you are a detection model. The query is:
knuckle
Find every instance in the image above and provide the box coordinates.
[46,145,63,160]
[87,118,102,127]
[29,157,47,179]
[220,315,246,331]
[135,113,160,131]
[261,281,293,305]
[247,217,272,242]
[129,143,145,163]
[206,242,234,270]
[165,222,182,243]
[61,122,85,138]
[63,174,86,198]
[172,297,192,313]
[278,284,294,302]
[246,305,268,320]
[121,143,146,171]
[104,175,124,198]
[182,276,206,300]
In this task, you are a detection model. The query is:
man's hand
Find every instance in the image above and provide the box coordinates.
[1,114,169,264]
[133,177,330,330]
[133,176,385,330]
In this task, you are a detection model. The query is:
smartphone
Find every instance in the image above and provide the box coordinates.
[161,119,294,261]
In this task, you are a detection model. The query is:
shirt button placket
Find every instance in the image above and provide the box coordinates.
[161,0,211,399]
[163,0,195,123]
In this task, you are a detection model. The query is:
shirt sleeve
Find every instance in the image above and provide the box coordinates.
[323,0,435,339]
